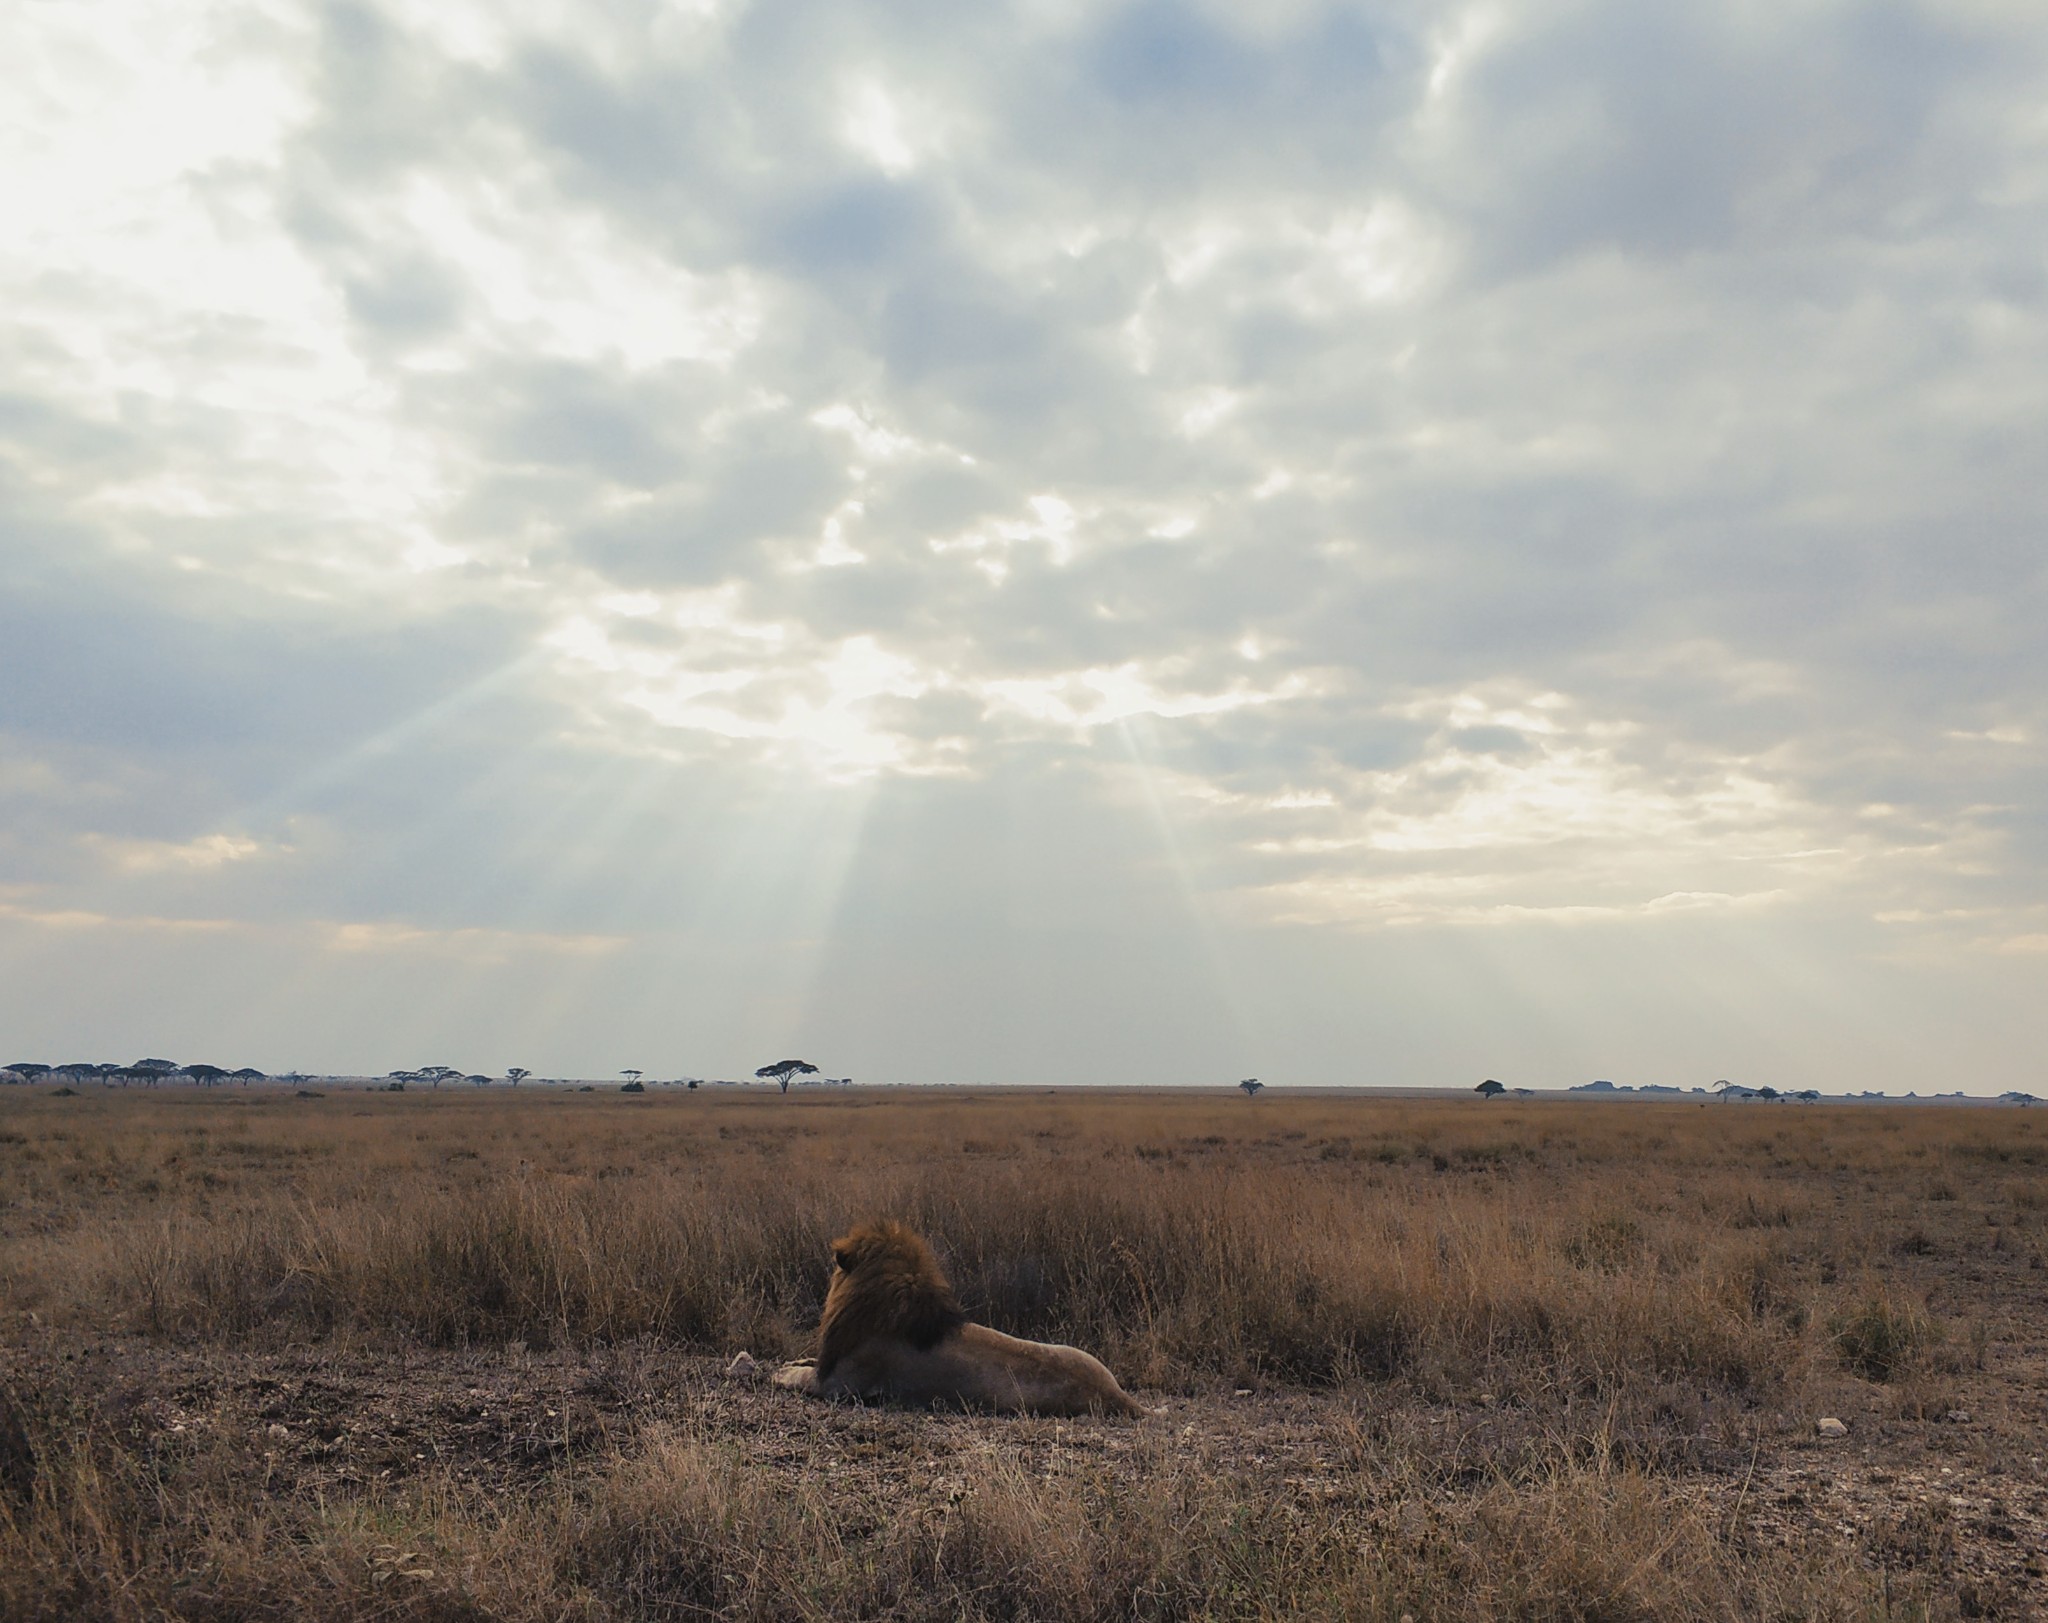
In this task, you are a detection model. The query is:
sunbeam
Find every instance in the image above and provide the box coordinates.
[1111,714,1257,1075]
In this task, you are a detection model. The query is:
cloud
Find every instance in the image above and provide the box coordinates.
[2,0,2044,1084]
[318,919,625,958]
[84,833,269,875]
[0,898,236,935]
[1426,4,2024,272]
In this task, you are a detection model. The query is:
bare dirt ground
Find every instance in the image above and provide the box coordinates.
[7,1324,2044,1614]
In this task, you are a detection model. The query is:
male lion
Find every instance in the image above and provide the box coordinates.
[771,1220,1146,1417]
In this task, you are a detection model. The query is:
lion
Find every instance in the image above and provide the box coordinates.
[770,1220,1147,1418]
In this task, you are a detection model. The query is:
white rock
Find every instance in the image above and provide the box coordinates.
[1816,1417,1849,1437]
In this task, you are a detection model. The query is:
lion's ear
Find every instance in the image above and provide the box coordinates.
[833,1247,855,1272]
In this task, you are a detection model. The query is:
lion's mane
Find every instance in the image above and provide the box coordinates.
[816,1220,969,1379]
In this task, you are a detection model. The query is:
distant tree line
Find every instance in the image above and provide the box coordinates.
[3,1058,871,1093]
[0,1059,271,1088]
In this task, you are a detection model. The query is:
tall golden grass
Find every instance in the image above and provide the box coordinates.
[4,1088,2038,1395]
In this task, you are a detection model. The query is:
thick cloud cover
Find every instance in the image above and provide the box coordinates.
[3,0,2044,1086]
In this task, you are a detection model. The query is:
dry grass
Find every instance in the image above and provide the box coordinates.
[0,1394,1914,1622]
[11,1088,2035,1389]
[3,1086,2044,1619]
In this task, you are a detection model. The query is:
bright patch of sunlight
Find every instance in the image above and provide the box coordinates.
[625,635,935,778]
[840,78,920,175]
[1,2,307,230]
[1947,725,2029,744]
[550,599,945,777]
[403,533,469,572]
[811,403,928,464]
[1426,5,1504,104]
[930,492,1083,568]
[1161,218,1242,286]
[1178,388,1239,437]
[389,171,761,370]
[983,663,1311,730]
[1293,199,1439,307]
[808,511,869,568]
[1020,495,1079,563]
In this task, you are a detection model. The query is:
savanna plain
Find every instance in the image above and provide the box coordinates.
[1,1086,2045,1621]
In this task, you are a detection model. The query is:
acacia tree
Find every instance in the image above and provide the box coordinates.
[1238,1078,1264,1098]
[506,1067,529,1087]
[1476,1079,1505,1098]
[756,1059,819,1094]
[622,1069,642,1084]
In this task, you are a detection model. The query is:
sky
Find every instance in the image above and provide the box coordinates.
[2,0,2045,1089]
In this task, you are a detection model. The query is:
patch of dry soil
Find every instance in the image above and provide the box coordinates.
[5,1331,2045,1614]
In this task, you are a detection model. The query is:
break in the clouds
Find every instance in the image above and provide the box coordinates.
[3,0,2045,1089]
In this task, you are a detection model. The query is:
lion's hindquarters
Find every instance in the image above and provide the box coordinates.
[1003,1330,1148,1419]
[779,1327,1139,1416]
[934,1325,1144,1417]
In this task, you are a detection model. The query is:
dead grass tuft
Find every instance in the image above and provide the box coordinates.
[1830,1289,1941,1383]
